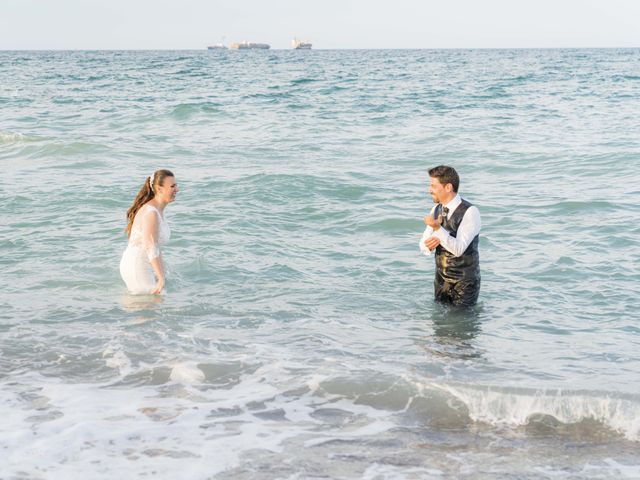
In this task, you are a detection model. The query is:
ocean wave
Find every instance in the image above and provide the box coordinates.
[429,381,640,441]
[319,85,350,94]
[170,102,224,119]
[0,131,25,143]
[359,217,420,233]
[515,199,618,212]
[612,74,640,82]
[232,173,370,203]
[169,362,205,384]
[3,368,637,480]
[22,141,111,159]
[0,131,41,144]
[290,77,318,86]
[318,374,640,441]
[245,91,294,102]
[508,73,537,83]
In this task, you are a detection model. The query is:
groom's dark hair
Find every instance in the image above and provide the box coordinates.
[429,165,459,192]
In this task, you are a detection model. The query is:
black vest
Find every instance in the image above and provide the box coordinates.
[434,199,480,283]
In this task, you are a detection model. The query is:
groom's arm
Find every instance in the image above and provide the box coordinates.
[432,206,481,257]
[419,205,439,255]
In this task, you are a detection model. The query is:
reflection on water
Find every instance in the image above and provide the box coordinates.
[420,302,483,360]
[120,293,164,324]
[432,304,481,341]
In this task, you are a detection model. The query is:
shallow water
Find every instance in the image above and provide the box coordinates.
[1,49,640,479]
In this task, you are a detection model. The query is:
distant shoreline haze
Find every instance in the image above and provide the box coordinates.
[2,46,639,51]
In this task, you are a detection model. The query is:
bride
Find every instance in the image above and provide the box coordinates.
[120,169,178,294]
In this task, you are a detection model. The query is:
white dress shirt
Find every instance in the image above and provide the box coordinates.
[419,194,481,257]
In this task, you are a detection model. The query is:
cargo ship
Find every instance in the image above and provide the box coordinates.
[229,41,270,50]
[207,37,227,50]
[292,38,312,49]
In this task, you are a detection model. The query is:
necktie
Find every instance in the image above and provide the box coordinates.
[442,207,449,226]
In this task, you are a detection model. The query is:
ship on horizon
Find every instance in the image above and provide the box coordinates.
[230,41,270,50]
[292,38,312,49]
[207,36,227,50]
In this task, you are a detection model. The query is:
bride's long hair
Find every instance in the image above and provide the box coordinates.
[125,169,174,237]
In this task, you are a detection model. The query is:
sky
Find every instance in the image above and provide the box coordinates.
[2,0,639,50]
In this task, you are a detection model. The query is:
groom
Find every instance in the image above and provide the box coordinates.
[419,165,481,307]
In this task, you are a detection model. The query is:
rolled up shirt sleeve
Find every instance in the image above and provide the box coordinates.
[419,226,434,255]
[432,205,481,257]
[419,205,438,256]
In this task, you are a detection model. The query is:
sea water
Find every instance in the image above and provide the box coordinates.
[1,49,640,479]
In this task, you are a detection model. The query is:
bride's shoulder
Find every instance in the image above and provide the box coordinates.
[139,202,159,214]
[139,203,165,222]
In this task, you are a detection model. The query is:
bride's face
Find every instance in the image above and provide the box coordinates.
[156,176,179,203]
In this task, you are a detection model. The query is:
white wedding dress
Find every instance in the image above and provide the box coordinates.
[119,203,170,294]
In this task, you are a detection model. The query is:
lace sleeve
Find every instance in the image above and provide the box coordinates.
[140,207,161,262]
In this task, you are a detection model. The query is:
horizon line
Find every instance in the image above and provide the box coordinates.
[2,46,639,52]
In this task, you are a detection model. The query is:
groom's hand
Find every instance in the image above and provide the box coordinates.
[424,213,443,231]
[424,236,440,251]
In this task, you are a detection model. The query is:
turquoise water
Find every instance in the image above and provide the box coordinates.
[1,49,640,478]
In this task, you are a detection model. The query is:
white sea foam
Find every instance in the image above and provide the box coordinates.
[0,131,42,143]
[1,359,408,479]
[0,371,306,478]
[0,131,25,143]
[535,460,640,479]
[427,382,640,441]
[169,362,205,384]
[361,464,444,479]
[102,342,132,376]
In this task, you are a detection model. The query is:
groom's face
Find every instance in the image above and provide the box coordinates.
[429,176,449,204]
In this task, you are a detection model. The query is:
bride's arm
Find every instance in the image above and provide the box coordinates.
[141,208,165,294]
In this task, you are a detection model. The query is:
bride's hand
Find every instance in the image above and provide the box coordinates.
[152,277,165,295]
